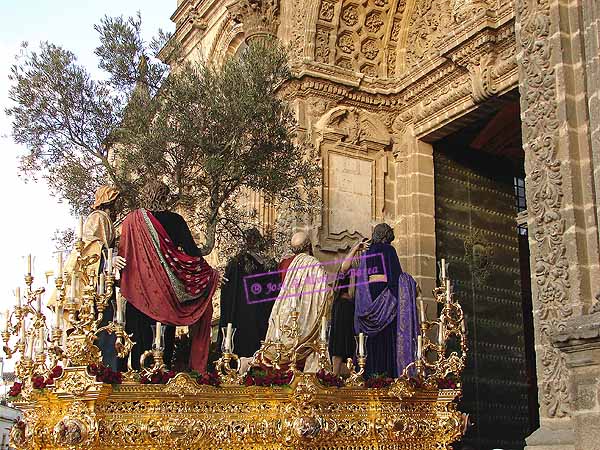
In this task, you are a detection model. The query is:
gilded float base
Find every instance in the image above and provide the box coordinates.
[11,371,463,450]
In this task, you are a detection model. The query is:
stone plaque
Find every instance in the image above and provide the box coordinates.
[328,153,372,238]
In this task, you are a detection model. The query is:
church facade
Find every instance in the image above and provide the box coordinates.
[168,0,600,449]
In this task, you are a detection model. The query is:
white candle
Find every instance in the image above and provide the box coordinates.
[358,332,365,357]
[70,274,77,301]
[15,287,21,308]
[107,249,113,274]
[116,296,124,324]
[440,258,446,280]
[320,316,327,342]
[225,322,233,352]
[446,280,452,303]
[36,294,42,314]
[438,320,445,345]
[98,273,106,295]
[274,316,281,341]
[4,309,9,333]
[155,322,162,348]
[418,298,427,323]
[26,333,34,359]
[20,320,26,341]
[37,328,45,354]
[78,217,84,240]
[290,296,298,311]
[27,254,32,275]
[57,252,63,276]
[417,335,423,359]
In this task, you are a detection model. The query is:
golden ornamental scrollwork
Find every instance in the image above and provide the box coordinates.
[164,372,211,398]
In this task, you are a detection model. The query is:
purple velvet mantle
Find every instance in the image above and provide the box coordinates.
[354,259,419,376]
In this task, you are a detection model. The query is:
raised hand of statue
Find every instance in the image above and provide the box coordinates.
[113,255,127,271]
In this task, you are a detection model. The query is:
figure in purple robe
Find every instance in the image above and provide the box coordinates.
[354,223,419,378]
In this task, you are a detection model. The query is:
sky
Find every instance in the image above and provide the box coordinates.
[0,1,176,371]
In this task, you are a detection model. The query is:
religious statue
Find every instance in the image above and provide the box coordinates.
[217,228,277,358]
[329,238,368,376]
[118,181,220,372]
[48,185,126,369]
[263,231,331,372]
[354,223,419,378]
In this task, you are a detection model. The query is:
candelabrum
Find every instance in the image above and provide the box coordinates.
[214,325,242,384]
[139,324,165,377]
[345,334,368,387]
[403,260,468,386]
[1,238,136,397]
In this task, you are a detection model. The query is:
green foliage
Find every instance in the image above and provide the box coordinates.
[6,15,319,255]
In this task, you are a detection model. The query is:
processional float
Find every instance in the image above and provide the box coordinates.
[2,233,469,449]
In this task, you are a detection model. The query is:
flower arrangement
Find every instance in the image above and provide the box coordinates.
[365,373,394,388]
[8,366,64,397]
[437,374,458,389]
[189,370,220,387]
[316,369,344,388]
[88,364,122,385]
[140,369,176,385]
[242,367,293,387]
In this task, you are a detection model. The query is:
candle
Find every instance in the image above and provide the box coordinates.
[155,321,162,348]
[98,273,106,295]
[116,296,124,324]
[417,335,423,359]
[26,333,34,359]
[320,316,327,342]
[78,216,84,240]
[438,320,445,345]
[70,274,77,302]
[36,294,42,314]
[37,328,45,354]
[358,332,365,357]
[20,320,26,341]
[4,309,9,333]
[57,252,63,276]
[107,249,113,274]
[418,298,427,323]
[274,316,281,341]
[27,254,32,275]
[15,287,21,308]
[225,322,233,352]
[290,296,298,311]
[446,280,452,303]
[440,258,446,280]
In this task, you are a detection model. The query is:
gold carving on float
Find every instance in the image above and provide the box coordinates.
[3,238,468,449]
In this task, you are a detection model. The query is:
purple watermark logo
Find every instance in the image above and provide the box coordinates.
[243,253,388,304]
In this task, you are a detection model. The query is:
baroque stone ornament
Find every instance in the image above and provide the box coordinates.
[227,0,280,41]
[515,0,572,418]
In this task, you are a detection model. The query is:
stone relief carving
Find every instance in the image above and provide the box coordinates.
[515,0,572,418]
[319,0,335,22]
[315,27,331,63]
[227,0,280,41]
[406,0,453,69]
[452,45,499,103]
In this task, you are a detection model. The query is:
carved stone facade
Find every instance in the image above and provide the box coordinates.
[169,0,600,448]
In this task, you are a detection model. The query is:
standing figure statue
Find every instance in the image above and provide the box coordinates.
[354,223,419,378]
[217,228,276,358]
[263,231,331,372]
[329,238,368,376]
[118,181,220,372]
[48,185,127,369]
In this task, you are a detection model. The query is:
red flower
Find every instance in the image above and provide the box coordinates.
[8,382,22,397]
[50,366,63,379]
[32,376,46,390]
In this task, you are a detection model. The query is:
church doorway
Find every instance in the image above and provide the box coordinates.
[433,92,539,450]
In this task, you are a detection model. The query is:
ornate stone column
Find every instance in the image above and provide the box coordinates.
[516,0,600,446]
[226,0,280,42]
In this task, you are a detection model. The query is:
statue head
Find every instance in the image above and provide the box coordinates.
[291,231,312,255]
[244,227,265,252]
[92,186,120,219]
[371,223,394,244]
[142,180,171,212]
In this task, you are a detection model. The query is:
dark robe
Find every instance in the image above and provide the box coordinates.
[363,242,402,378]
[217,252,276,357]
[124,210,207,370]
[97,255,120,370]
[329,270,356,361]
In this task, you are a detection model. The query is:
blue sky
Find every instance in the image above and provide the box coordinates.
[0,1,176,369]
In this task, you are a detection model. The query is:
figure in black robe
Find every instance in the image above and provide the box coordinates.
[217,230,276,358]
[125,182,207,370]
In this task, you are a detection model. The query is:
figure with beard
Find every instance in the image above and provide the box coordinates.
[217,228,277,357]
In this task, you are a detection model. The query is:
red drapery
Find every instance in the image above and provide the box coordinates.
[119,209,219,372]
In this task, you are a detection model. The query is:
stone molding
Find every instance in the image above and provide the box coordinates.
[226,0,280,42]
